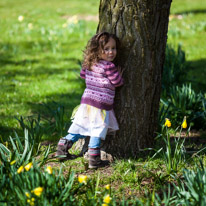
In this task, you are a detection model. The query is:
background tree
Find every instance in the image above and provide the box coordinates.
[76,0,172,158]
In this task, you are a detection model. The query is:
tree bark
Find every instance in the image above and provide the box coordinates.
[75,0,172,158]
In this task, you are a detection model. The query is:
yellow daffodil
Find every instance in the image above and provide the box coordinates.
[25,162,33,171]
[182,117,187,129]
[103,194,112,204]
[62,23,67,28]
[45,166,53,174]
[30,202,35,206]
[67,15,78,24]
[17,165,24,174]
[27,199,35,206]
[105,184,110,190]
[28,23,33,29]
[32,187,43,197]
[27,197,35,206]
[10,160,16,165]
[164,118,171,128]
[78,175,88,184]
[25,192,30,198]
[18,15,24,22]
[102,204,108,206]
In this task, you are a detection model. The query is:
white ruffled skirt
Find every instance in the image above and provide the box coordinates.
[68,104,119,140]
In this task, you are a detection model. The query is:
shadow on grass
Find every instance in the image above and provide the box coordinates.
[0,125,22,142]
[186,58,206,92]
[0,41,84,141]
[25,90,83,141]
[0,54,39,67]
[27,91,82,118]
[0,40,81,67]
[0,58,81,79]
[0,90,82,142]
[174,9,206,15]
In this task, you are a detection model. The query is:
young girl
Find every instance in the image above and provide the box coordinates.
[56,32,123,168]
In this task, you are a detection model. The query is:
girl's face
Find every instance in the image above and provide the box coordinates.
[99,37,117,62]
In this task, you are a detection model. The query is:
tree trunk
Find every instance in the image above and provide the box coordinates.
[75,0,172,158]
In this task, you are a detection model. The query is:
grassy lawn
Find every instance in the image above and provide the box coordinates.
[0,0,206,202]
[168,0,206,91]
[0,0,99,140]
[1,0,206,140]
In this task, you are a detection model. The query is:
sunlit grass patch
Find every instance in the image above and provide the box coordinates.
[0,0,98,140]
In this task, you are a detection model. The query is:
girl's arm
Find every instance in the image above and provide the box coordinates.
[105,65,123,87]
[80,68,86,79]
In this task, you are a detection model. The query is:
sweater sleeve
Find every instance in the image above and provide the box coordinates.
[105,64,123,87]
[80,68,86,79]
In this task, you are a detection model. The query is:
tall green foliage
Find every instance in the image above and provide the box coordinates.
[153,160,206,205]
[160,84,206,128]
[173,161,206,205]
[160,44,206,130]
[162,44,187,95]
[0,129,54,167]
[0,160,77,205]
[153,118,189,175]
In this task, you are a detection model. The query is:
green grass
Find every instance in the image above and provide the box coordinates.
[45,151,206,201]
[0,0,206,140]
[0,0,99,140]
[0,0,206,202]
[168,0,206,91]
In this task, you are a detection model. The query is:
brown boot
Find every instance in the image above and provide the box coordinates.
[88,148,109,169]
[56,138,74,160]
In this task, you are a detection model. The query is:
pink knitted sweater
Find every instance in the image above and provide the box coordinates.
[80,60,123,110]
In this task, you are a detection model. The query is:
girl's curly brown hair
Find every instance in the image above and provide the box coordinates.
[82,32,121,70]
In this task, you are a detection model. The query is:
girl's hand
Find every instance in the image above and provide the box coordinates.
[117,66,125,77]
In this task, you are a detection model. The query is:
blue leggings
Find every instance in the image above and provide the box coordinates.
[64,133,101,148]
